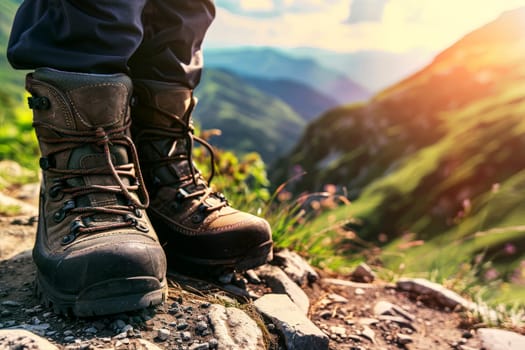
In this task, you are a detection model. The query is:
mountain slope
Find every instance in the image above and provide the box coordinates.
[275,7,525,299]
[205,47,370,104]
[195,68,305,163]
[241,76,339,122]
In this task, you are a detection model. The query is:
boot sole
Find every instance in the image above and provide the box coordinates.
[35,272,167,317]
[168,240,273,275]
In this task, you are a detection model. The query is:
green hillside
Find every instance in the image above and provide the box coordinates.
[275,8,525,304]
[195,68,305,163]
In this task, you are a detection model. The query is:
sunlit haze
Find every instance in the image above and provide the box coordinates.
[207,0,525,53]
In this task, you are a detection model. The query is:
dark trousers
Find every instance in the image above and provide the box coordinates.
[7,0,215,89]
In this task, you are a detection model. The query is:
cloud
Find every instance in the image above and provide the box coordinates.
[215,0,345,17]
[207,1,525,52]
[347,0,390,23]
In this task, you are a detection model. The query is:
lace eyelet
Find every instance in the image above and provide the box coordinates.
[135,222,149,233]
[49,184,64,200]
[191,213,204,224]
[53,200,76,223]
[70,219,86,234]
[61,234,76,245]
[53,210,66,223]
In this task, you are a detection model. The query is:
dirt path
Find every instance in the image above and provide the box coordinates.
[0,185,516,349]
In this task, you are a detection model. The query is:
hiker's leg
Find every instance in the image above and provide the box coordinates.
[7,0,146,73]
[129,0,215,88]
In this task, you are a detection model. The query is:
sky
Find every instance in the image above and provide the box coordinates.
[206,0,525,53]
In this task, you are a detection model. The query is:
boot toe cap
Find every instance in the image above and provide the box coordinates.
[34,232,167,294]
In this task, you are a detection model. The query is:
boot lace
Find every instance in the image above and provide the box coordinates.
[134,99,228,216]
[33,120,150,245]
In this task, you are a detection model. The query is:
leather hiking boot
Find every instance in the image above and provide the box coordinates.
[131,80,273,274]
[28,68,167,317]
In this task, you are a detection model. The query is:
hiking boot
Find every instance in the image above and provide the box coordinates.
[28,68,167,316]
[131,80,273,274]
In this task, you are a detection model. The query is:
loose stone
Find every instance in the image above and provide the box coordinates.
[355,288,365,295]
[196,321,208,333]
[208,338,219,349]
[113,331,128,340]
[176,321,189,330]
[351,263,376,283]
[122,324,133,333]
[397,334,413,345]
[1,310,12,317]
[254,294,329,350]
[273,249,319,285]
[189,342,210,350]
[255,264,310,314]
[113,319,126,330]
[64,336,75,342]
[208,304,265,349]
[1,300,21,307]
[478,328,525,350]
[157,328,170,341]
[181,331,192,341]
[84,327,98,334]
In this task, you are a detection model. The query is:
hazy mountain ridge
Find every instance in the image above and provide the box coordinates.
[238,76,339,122]
[205,47,371,104]
[283,47,436,92]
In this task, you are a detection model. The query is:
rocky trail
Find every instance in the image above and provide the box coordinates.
[0,183,524,350]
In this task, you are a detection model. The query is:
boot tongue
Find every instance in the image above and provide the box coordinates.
[33,68,132,130]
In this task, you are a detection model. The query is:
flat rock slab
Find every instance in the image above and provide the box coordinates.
[478,328,525,350]
[207,304,265,350]
[255,264,310,314]
[0,329,59,350]
[273,249,319,285]
[254,294,329,350]
[396,278,474,310]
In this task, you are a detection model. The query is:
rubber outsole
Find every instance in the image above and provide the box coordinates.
[35,273,167,317]
[167,240,273,276]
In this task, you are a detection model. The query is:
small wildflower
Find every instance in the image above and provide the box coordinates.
[503,243,517,255]
[484,268,500,281]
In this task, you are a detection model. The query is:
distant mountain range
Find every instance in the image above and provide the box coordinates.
[205,48,371,104]
[238,76,339,122]
[282,47,435,92]
[274,7,525,292]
